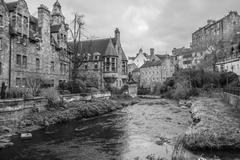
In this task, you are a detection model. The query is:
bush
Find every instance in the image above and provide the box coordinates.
[137,87,150,95]
[40,88,62,108]
[6,87,26,99]
[172,82,190,100]
[60,80,86,94]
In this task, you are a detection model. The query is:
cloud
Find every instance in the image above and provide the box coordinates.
[20,0,240,56]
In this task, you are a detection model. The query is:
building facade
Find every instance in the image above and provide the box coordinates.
[192,11,240,52]
[128,48,149,68]
[0,0,69,89]
[216,55,240,79]
[172,47,193,69]
[78,28,128,89]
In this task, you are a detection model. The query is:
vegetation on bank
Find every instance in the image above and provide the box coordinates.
[179,97,240,151]
[139,68,240,100]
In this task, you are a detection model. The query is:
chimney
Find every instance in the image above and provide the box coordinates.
[115,28,120,42]
[150,48,154,56]
[38,5,51,45]
[207,19,215,25]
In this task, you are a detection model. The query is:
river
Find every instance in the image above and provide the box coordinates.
[0,99,239,160]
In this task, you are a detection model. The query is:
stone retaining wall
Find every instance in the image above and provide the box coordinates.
[222,92,240,109]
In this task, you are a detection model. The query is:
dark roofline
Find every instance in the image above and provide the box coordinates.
[140,61,162,69]
[193,11,240,35]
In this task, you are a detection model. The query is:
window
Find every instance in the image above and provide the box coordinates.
[22,78,26,87]
[94,55,99,60]
[94,62,98,70]
[17,36,21,43]
[16,54,21,66]
[64,64,67,73]
[17,14,22,29]
[11,15,16,27]
[105,57,110,72]
[16,78,21,87]
[36,58,40,70]
[0,38,2,50]
[51,61,54,72]
[0,62,2,75]
[22,56,27,69]
[84,63,88,70]
[23,16,28,31]
[0,15,3,26]
[111,58,116,72]
[60,63,63,73]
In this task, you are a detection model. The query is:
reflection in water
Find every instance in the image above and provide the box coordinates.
[0,99,239,160]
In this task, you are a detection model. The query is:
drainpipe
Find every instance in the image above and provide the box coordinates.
[8,32,12,91]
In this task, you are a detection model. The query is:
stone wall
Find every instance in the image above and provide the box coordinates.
[222,92,240,109]
[0,0,10,86]
[0,92,111,130]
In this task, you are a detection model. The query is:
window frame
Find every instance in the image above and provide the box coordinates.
[0,15,3,26]
[50,61,55,72]
[16,54,21,66]
[0,37,2,50]
[22,55,27,69]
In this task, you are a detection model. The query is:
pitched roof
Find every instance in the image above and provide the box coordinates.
[128,57,135,61]
[6,1,18,12]
[51,24,61,33]
[77,38,117,57]
[30,16,38,24]
[132,68,140,73]
[140,61,162,69]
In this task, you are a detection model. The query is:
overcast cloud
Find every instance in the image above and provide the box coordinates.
[11,0,240,56]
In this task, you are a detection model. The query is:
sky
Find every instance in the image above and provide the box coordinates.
[7,0,240,57]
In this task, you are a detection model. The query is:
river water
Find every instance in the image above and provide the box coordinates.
[0,99,239,160]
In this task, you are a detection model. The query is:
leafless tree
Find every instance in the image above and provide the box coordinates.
[60,13,87,83]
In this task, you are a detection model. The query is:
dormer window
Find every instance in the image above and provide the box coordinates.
[94,55,99,60]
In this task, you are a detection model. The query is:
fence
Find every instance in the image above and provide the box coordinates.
[223,87,240,96]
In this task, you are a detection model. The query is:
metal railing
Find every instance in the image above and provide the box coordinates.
[223,87,240,96]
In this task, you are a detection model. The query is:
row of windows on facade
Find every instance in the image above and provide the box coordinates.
[83,57,128,74]
[224,63,240,72]
[142,77,167,82]
[16,54,68,74]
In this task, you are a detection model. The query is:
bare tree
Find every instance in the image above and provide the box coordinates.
[60,13,87,83]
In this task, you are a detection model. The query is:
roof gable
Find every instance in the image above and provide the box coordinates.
[140,60,162,69]
[104,39,118,57]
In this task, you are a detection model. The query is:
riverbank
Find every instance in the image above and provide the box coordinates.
[181,97,240,151]
[0,97,140,150]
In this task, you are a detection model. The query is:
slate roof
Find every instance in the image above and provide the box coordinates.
[132,68,140,73]
[6,1,18,12]
[30,16,38,24]
[51,24,62,33]
[140,60,162,69]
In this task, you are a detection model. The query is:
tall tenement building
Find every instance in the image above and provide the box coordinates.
[191,11,240,52]
[0,0,69,89]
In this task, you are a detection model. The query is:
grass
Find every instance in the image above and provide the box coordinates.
[181,97,240,151]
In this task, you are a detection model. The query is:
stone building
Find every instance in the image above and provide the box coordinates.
[172,47,193,69]
[0,0,69,89]
[139,50,175,89]
[78,28,128,89]
[192,11,240,53]
[140,61,165,90]
[128,48,149,68]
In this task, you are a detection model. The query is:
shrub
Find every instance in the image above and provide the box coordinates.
[40,88,62,108]
[137,87,150,95]
[6,87,25,99]
[172,82,190,100]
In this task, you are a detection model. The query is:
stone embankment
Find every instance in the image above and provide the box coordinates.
[0,97,140,150]
[181,97,240,150]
